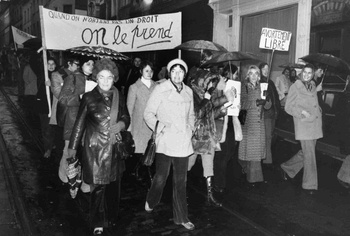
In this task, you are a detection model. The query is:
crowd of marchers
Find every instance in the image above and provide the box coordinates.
[1,47,325,235]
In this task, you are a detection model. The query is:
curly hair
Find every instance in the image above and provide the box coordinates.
[92,58,119,82]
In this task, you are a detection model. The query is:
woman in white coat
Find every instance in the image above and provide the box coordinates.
[127,61,156,180]
[143,59,196,231]
[280,64,323,195]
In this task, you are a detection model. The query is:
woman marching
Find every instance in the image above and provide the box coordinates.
[67,58,130,235]
[187,65,234,207]
[143,58,196,230]
[238,65,268,186]
[127,60,157,181]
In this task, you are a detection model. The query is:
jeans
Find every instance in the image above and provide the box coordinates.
[146,153,189,224]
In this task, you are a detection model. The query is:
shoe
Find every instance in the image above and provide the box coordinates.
[145,201,153,213]
[93,227,103,235]
[178,222,195,230]
[302,189,316,195]
[279,167,288,181]
[213,185,225,193]
[43,150,51,158]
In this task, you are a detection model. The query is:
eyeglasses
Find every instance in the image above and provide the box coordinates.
[73,62,80,66]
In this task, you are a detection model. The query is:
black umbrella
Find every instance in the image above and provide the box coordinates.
[175,40,228,52]
[69,46,130,61]
[200,51,260,68]
[300,53,350,74]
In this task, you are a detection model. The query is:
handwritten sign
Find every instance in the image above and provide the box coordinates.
[40,6,181,52]
[259,27,292,51]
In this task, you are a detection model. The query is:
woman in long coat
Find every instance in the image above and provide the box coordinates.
[68,58,130,235]
[127,60,156,179]
[280,64,322,195]
[239,65,267,185]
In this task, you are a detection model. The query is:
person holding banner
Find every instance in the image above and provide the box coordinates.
[280,64,323,195]
[274,67,292,106]
[58,56,96,186]
[213,64,241,193]
[238,65,268,186]
[259,63,280,165]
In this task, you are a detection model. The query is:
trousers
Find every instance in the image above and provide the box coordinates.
[146,153,189,224]
[281,139,318,190]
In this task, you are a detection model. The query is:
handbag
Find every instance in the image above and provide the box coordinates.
[115,131,135,160]
[238,109,247,125]
[143,120,159,166]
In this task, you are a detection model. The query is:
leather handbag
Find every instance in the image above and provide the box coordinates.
[238,109,247,125]
[115,131,135,160]
[143,120,159,166]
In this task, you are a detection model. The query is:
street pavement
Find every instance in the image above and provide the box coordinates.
[1,84,350,236]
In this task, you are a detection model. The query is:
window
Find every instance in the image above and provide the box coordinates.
[228,15,232,28]
[63,4,73,14]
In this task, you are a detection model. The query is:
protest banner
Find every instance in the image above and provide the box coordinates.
[39,6,182,52]
[11,26,36,48]
[259,27,292,52]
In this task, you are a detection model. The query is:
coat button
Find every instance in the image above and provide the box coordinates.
[107,116,110,120]
[105,97,109,101]
[107,107,110,110]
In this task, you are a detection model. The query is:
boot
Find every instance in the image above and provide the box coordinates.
[206,176,222,207]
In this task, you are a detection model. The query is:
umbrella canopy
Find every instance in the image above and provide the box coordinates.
[300,53,350,74]
[279,62,304,69]
[175,40,228,52]
[69,46,130,61]
[200,51,260,68]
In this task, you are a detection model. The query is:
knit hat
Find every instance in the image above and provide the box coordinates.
[167,58,188,74]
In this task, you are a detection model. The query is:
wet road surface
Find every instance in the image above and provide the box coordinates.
[1,85,350,236]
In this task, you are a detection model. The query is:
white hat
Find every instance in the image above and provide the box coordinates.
[167,58,188,74]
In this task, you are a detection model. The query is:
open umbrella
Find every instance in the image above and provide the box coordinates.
[300,53,350,74]
[279,62,304,69]
[200,51,260,68]
[175,40,228,52]
[69,46,130,61]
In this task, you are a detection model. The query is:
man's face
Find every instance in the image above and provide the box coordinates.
[302,67,314,82]
[68,60,80,72]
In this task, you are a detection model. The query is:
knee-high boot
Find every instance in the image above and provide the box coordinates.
[206,176,222,207]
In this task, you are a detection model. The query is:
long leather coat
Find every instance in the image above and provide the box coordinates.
[69,86,130,185]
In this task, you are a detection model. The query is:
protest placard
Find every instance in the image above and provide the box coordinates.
[259,27,292,51]
[224,80,241,116]
[39,6,181,52]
